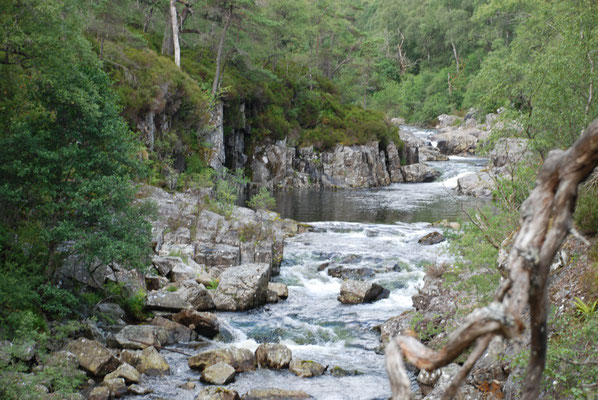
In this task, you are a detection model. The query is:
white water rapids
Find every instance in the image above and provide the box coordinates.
[126,127,487,399]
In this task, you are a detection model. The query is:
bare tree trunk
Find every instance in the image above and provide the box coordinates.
[362,67,369,109]
[169,0,180,68]
[212,5,233,97]
[385,119,598,400]
[396,31,412,75]
[586,52,594,115]
[100,35,105,59]
[143,7,153,33]
[451,41,459,73]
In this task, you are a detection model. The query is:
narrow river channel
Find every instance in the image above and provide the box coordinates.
[131,127,487,400]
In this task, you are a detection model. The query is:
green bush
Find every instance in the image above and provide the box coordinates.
[248,187,277,211]
[39,284,79,321]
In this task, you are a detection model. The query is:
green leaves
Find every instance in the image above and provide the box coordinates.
[0,0,153,336]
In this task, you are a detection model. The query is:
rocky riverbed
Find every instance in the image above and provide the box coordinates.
[8,120,525,400]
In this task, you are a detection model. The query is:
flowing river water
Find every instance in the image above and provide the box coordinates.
[130,127,487,399]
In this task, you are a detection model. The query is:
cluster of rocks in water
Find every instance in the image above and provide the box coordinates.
[42,183,415,399]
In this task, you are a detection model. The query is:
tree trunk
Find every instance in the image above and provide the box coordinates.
[212,6,233,97]
[451,41,459,73]
[170,0,180,68]
[143,7,153,33]
[586,52,594,115]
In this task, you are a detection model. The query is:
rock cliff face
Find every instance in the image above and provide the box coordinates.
[250,140,395,190]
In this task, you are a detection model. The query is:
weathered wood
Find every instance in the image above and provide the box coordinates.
[169,0,180,68]
[385,119,598,399]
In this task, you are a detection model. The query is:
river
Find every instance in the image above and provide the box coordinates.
[130,127,487,399]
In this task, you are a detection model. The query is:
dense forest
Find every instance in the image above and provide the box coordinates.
[0,0,597,398]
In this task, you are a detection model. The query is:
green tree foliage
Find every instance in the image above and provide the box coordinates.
[248,187,277,211]
[0,0,152,335]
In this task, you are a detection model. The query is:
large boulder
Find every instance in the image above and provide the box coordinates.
[289,359,326,378]
[242,388,311,399]
[151,256,181,276]
[103,362,140,384]
[195,242,241,269]
[418,232,446,246]
[399,163,441,183]
[435,128,479,155]
[137,346,171,376]
[65,338,120,377]
[490,138,530,168]
[321,142,390,188]
[146,284,214,311]
[201,362,236,385]
[338,280,388,304]
[419,147,449,162]
[112,325,170,350]
[122,346,170,376]
[172,310,220,338]
[151,316,198,343]
[212,264,270,311]
[255,343,292,370]
[169,259,205,282]
[267,282,288,300]
[88,386,111,400]
[188,347,256,373]
[436,114,459,128]
[456,171,494,198]
[386,142,404,183]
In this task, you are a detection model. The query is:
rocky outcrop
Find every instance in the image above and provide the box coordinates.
[140,185,297,275]
[150,316,197,343]
[121,346,170,376]
[112,325,170,350]
[65,338,120,377]
[188,347,257,373]
[201,362,236,385]
[399,163,441,183]
[338,280,389,304]
[418,232,446,245]
[456,137,535,198]
[435,128,481,155]
[250,140,403,190]
[146,282,214,311]
[267,282,288,300]
[203,101,226,170]
[255,343,292,370]
[456,170,495,197]
[172,310,220,338]
[289,359,326,378]
[104,362,140,384]
[212,263,270,311]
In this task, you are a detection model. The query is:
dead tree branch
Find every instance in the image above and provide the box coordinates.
[385,119,598,399]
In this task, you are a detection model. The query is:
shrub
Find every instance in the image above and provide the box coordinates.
[248,187,277,211]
